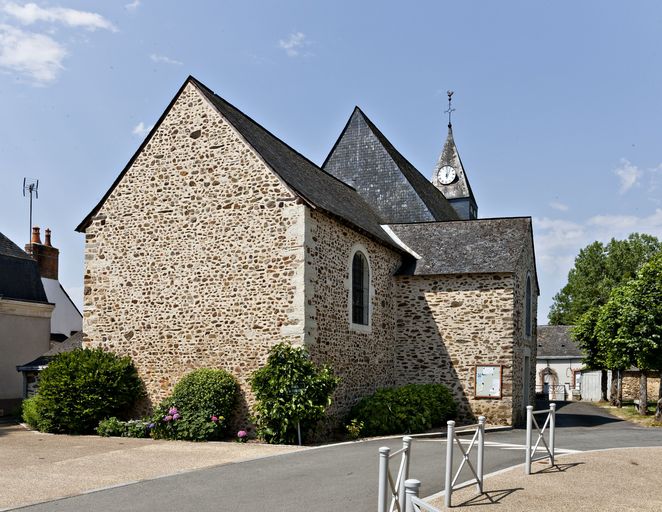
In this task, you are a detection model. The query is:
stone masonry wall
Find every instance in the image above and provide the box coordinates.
[394,273,516,425]
[621,371,661,401]
[82,82,308,421]
[304,209,401,416]
[511,231,538,425]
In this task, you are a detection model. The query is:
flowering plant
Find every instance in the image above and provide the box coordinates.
[237,430,248,443]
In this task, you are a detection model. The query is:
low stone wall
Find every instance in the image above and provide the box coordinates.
[621,371,661,401]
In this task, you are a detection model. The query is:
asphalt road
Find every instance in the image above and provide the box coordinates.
[17,401,662,512]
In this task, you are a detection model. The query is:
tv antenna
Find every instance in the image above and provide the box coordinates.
[23,178,39,244]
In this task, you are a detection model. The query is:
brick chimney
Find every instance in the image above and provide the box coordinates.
[25,226,59,280]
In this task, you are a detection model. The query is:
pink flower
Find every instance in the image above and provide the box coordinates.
[172,413,181,420]
[164,415,173,422]
[211,416,218,423]
[237,430,247,438]
[168,407,178,416]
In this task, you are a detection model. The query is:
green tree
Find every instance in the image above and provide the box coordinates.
[549,234,661,325]
[617,253,662,417]
[250,343,339,444]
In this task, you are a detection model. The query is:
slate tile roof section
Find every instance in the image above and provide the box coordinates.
[389,217,533,276]
[322,107,459,224]
[0,232,32,260]
[537,325,583,358]
[77,77,401,253]
[0,231,48,303]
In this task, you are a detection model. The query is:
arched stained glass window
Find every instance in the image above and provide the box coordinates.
[352,251,369,325]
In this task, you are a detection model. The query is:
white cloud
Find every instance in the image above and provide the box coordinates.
[614,158,642,194]
[534,209,662,321]
[132,121,153,137]
[149,53,182,65]
[278,31,310,57]
[549,201,569,212]
[3,2,117,31]
[0,23,65,83]
[125,0,140,11]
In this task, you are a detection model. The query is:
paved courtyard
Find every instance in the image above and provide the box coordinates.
[4,401,662,511]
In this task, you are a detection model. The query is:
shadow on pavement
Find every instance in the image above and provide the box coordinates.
[535,400,624,428]
[456,488,524,507]
[533,462,584,475]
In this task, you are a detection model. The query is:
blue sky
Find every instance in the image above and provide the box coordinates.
[1,1,661,322]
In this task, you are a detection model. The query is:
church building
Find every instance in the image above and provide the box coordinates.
[77,77,538,426]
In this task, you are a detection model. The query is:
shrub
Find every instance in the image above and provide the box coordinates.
[250,343,340,444]
[97,417,127,437]
[21,396,44,430]
[124,419,150,438]
[34,348,144,434]
[345,419,364,439]
[98,417,151,438]
[150,369,238,441]
[347,384,457,436]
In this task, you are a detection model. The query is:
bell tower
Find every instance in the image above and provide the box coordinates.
[432,91,478,220]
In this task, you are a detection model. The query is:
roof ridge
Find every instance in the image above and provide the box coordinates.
[189,77,358,193]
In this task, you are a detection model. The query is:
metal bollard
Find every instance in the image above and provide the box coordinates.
[525,405,533,475]
[444,420,455,508]
[404,479,421,512]
[549,403,556,466]
[477,416,485,493]
[378,447,390,512]
[398,436,413,511]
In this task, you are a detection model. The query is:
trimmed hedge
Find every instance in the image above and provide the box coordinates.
[347,384,457,436]
[150,368,238,441]
[31,348,144,434]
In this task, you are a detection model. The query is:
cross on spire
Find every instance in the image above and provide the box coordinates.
[444,90,455,128]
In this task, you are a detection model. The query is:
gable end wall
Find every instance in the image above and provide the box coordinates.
[82,83,307,416]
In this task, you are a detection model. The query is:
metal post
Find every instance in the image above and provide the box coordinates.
[398,436,413,510]
[549,403,556,466]
[444,420,455,508]
[477,416,485,493]
[297,421,302,446]
[404,479,421,512]
[378,447,390,512]
[525,405,533,475]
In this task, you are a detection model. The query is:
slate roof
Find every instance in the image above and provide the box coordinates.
[0,232,48,303]
[17,331,83,371]
[435,125,476,202]
[389,217,533,276]
[537,325,583,359]
[323,107,459,223]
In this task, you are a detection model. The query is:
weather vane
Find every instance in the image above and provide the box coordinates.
[444,90,455,127]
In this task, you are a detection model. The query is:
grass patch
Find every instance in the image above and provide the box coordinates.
[596,401,662,427]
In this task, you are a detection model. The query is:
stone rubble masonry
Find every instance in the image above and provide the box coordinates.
[394,273,516,425]
[83,83,308,419]
[82,81,538,427]
[620,371,661,401]
[304,209,401,416]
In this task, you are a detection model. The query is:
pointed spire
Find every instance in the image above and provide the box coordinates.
[432,94,478,220]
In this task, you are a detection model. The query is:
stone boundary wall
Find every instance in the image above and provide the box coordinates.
[394,273,516,425]
[304,209,401,417]
[621,371,661,401]
[82,83,307,422]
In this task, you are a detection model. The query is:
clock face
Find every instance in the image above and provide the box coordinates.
[438,165,456,185]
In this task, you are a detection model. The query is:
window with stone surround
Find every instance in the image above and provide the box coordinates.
[525,273,532,337]
[351,250,370,326]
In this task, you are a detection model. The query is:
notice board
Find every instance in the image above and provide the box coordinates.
[474,365,503,399]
